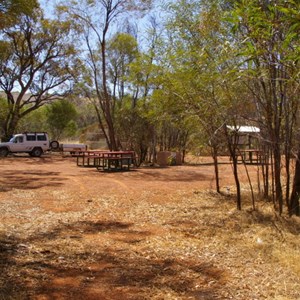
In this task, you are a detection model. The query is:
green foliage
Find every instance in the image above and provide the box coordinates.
[107,32,139,99]
[115,100,152,147]
[0,0,39,14]
[109,33,138,55]
[46,100,78,140]
[0,40,12,61]
[228,0,300,213]
[57,0,154,150]
[18,106,48,132]
[230,0,300,62]
[159,0,240,151]
[0,8,76,140]
[64,120,78,137]
[0,96,8,137]
[0,0,39,29]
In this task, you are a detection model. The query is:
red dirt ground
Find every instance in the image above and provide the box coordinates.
[1,154,287,300]
[0,154,246,203]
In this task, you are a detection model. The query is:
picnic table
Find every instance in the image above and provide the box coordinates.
[236,149,266,164]
[75,150,137,171]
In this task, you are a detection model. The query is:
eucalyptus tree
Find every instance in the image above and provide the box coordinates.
[161,0,249,205]
[230,0,300,215]
[0,9,76,141]
[58,0,153,151]
[0,0,39,29]
[107,32,138,105]
[45,100,78,140]
[125,15,176,162]
[146,32,203,161]
[106,15,167,163]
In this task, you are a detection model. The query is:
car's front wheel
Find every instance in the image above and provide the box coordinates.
[0,147,9,157]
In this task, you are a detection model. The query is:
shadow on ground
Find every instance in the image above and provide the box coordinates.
[0,170,65,192]
[0,219,227,300]
[104,167,213,183]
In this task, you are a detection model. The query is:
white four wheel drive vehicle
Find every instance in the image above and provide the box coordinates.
[0,132,59,157]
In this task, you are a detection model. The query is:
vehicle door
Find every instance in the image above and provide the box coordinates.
[10,136,25,152]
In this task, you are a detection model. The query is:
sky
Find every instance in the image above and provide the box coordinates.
[39,0,169,52]
[39,0,169,33]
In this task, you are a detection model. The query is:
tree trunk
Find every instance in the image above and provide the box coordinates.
[261,146,270,199]
[273,145,283,214]
[101,31,118,151]
[2,110,20,141]
[106,112,118,151]
[289,149,300,216]
[232,155,242,210]
[211,146,220,193]
[225,126,242,210]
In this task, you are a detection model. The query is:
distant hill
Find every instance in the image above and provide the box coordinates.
[0,92,32,101]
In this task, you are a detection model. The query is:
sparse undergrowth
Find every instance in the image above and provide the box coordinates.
[1,187,300,300]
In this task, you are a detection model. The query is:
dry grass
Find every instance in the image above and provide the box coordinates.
[1,185,300,299]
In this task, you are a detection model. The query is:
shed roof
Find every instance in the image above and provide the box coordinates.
[226,125,260,133]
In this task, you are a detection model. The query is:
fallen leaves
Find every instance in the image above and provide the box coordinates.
[0,157,300,299]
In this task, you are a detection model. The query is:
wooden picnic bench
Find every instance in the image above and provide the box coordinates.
[76,150,106,167]
[98,156,132,171]
[75,150,137,171]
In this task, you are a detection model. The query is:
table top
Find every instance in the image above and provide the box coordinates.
[76,150,135,157]
[238,149,262,152]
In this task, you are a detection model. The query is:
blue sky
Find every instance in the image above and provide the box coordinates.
[39,0,168,31]
[39,0,169,50]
